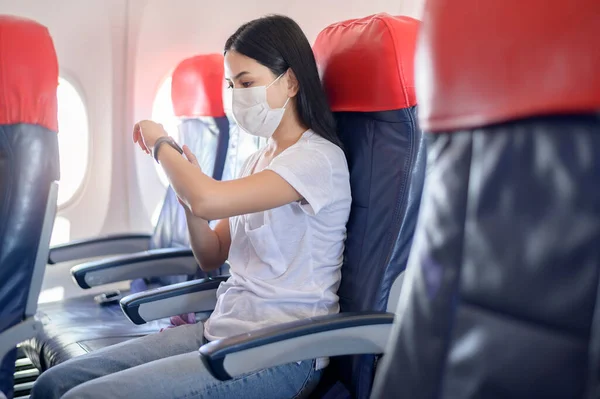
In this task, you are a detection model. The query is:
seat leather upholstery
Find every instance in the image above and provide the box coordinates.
[1,124,60,390]
[0,15,59,397]
[24,298,170,370]
[311,14,425,398]
[374,117,600,399]
[327,108,425,399]
[371,1,600,398]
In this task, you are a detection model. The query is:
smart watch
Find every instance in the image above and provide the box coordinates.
[153,136,183,163]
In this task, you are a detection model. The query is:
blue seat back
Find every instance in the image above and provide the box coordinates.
[221,118,265,182]
[0,15,60,397]
[312,14,424,398]
[331,106,425,399]
[371,1,600,398]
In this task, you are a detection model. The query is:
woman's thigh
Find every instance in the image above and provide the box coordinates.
[31,323,205,399]
[62,354,321,399]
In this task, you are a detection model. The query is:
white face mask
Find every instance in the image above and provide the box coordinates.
[230,73,290,138]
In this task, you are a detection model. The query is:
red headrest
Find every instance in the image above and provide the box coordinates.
[171,54,225,118]
[0,15,59,132]
[417,0,600,132]
[313,13,419,112]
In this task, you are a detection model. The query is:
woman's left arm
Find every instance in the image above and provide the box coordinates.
[156,144,302,220]
[133,119,303,219]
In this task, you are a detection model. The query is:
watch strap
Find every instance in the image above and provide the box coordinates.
[153,136,183,163]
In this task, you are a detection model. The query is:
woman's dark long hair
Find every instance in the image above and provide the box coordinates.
[224,15,343,148]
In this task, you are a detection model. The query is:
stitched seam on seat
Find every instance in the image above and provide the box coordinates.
[373,114,417,316]
[0,127,13,253]
[76,341,91,354]
[585,256,600,397]
[460,298,589,341]
[345,118,374,305]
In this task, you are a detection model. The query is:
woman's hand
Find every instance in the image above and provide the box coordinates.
[182,145,201,169]
[133,120,167,154]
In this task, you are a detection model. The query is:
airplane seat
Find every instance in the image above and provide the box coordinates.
[310,13,423,398]
[21,54,230,372]
[0,15,59,398]
[371,1,600,398]
[117,13,425,399]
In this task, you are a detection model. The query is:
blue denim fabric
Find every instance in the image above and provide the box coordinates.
[31,322,321,398]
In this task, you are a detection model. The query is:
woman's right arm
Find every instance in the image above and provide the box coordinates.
[184,207,231,272]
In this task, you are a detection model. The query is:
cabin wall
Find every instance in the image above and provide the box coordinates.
[0,0,424,241]
[0,0,130,242]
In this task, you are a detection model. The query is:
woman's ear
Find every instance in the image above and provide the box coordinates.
[286,69,300,98]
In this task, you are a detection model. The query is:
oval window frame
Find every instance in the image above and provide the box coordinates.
[56,74,91,209]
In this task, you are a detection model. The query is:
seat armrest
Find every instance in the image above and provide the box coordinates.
[199,312,394,380]
[48,233,152,264]
[70,248,198,289]
[120,276,230,324]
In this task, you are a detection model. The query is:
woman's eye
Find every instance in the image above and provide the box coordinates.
[226,82,233,89]
[241,81,253,88]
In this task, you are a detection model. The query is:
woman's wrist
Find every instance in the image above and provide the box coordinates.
[154,136,182,163]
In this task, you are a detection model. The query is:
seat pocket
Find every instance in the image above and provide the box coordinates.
[244,222,288,280]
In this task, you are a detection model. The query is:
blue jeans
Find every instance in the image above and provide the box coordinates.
[30,322,322,398]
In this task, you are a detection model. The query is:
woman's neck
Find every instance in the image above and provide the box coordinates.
[269,103,308,152]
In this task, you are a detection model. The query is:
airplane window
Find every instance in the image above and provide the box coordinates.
[151,76,180,186]
[49,216,71,246]
[56,77,89,206]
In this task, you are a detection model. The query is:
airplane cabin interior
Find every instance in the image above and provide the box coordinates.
[1,0,599,398]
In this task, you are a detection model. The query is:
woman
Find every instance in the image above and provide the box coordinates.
[32,14,351,399]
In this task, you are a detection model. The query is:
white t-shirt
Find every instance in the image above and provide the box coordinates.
[203,130,352,345]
